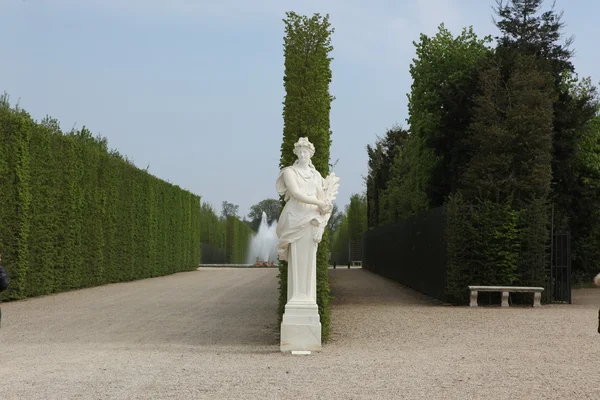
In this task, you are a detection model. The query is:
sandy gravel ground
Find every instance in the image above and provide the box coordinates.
[1,267,599,400]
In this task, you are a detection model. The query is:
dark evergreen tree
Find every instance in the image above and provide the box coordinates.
[461,53,555,205]
[493,0,600,277]
[365,126,409,228]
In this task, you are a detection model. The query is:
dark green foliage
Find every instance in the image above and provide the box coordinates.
[493,0,600,278]
[0,97,31,299]
[279,11,334,340]
[372,25,492,225]
[461,53,555,205]
[494,0,574,76]
[225,216,252,264]
[451,50,555,304]
[199,202,251,264]
[26,119,59,296]
[517,198,549,290]
[446,196,549,305]
[280,12,334,171]
[445,194,521,304]
[362,0,599,301]
[277,259,288,326]
[199,202,226,249]
[444,194,474,304]
[221,201,239,219]
[347,193,367,241]
[330,194,367,265]
[407,25,492,208]
[0,97,201,301]
[330,213,349,264]
[365,126,409,228]
[570,112,600,278]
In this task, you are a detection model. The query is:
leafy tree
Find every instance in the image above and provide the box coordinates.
[494,0,573,75]
[571,108,600,277]
[279,11,334,340]
[220,201,239,219]
[458,48,555,294]
[405,25,492,207]
[330,212,349,264]
[376,25,491,225]
[493,0,600,277]
[461,53,555,205]
[247,198,280,231]
[327,203,342,234]
[365,126,409,228]
[347,193,368,240]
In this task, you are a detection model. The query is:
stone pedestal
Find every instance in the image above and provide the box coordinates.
[280,301,321,352]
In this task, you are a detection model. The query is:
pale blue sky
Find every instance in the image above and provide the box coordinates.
[2,0,599,217]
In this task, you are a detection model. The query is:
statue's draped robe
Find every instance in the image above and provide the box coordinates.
[276,166,328,303]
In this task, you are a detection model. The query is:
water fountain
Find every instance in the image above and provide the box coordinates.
[247,212,278,266]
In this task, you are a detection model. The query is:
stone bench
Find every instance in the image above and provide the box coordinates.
[468,286,544,307]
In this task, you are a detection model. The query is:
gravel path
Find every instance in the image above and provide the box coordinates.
[1,267,599,399]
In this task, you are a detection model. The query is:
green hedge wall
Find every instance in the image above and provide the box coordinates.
[445,193,549,304]
[225,216,252,264]
[198,203,251,264]
[199,202,226,251]
[0,98,201,301]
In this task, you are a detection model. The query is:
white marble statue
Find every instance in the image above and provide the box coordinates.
[276,137,339,352]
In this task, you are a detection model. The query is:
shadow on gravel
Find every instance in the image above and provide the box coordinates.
[328,268,440,308]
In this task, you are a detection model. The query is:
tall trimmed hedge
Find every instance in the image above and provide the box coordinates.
[279,12,335,341]
[0,97,201,301]
[445,193,549,304]
[198,202,252,264]
[226,216,252,264]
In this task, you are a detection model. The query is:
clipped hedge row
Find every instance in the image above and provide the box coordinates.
[225,216,252,264]
[199,202,226,250]
[198,203,252,264]
[0,98,201,301]
[445,193,548,304]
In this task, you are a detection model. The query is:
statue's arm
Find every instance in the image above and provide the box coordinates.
[283,169,324,207]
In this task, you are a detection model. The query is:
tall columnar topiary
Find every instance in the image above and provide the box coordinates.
[279,11,334,340]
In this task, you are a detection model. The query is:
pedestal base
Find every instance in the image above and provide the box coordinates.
[280,302,321,352]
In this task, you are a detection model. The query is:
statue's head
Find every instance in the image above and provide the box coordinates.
[293,137,315,159]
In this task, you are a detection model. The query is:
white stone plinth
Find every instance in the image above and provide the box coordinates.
[280,302,321,352]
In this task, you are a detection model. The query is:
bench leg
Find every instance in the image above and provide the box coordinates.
[469,290,478,307]
[533,292,542,307]
[501,291,509,307]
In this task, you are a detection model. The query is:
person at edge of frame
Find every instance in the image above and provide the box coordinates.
[0,249,10,328]
[594,273,600,334]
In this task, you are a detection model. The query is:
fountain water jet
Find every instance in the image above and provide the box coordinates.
[246,212,278,265]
